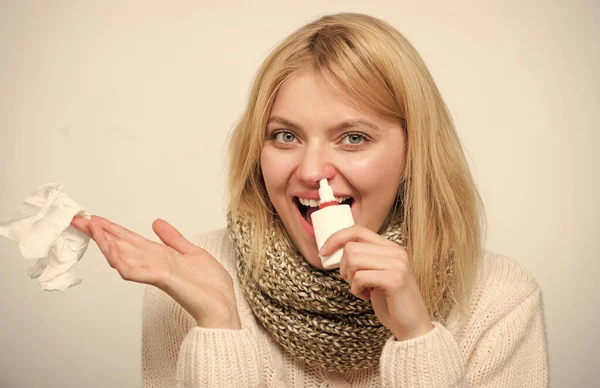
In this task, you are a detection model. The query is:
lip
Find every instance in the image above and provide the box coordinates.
[292,194,356,240]
[295,200,316,238]
[291,191,353,200]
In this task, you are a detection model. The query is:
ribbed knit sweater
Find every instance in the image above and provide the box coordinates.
[142,229,549,387]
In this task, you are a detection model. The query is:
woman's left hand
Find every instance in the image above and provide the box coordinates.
[319,224,434,341]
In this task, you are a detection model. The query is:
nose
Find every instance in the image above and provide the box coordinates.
[295,144,337,186]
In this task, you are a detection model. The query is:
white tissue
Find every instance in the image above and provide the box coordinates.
[0,182,91,291]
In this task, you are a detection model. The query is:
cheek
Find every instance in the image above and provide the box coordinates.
[338,151,405,193]
[260,148,295,194]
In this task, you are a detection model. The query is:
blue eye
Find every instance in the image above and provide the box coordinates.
[273,131,297,143]
[342,133,365,145]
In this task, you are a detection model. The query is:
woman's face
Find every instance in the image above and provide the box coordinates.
[260,70,406,269]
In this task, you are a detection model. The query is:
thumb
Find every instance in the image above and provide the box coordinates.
[152,219,200,255]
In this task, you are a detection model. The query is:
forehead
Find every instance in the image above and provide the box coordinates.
[269,70,375,126]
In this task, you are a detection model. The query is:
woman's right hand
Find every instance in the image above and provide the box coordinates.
[71,215,241,330]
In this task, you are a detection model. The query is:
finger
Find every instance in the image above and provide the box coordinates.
[152,218,200,255]
[355,288,373,301]
[341,243,406,285]
[110,243,161,286]
[106,239,135,281]
[85,218,129,250]
[89,217,113,260]
[82,216,134,250]
[90,219,133,271]
[71,216,91,237]
[320,224,397,256]
[90,215,147,245]
[350,270,391,300]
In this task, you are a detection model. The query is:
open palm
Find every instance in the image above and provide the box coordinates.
[71,215,241,329]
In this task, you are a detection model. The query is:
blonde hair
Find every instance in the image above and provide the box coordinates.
[228,13,485,319]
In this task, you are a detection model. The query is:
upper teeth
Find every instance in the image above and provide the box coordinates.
[298,196,350,207]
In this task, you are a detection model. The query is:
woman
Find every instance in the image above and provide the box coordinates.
[72,13,549,387]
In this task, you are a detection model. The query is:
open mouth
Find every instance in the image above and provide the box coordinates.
[294,196,354,227]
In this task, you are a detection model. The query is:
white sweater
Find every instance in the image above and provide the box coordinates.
[142,229,549,387]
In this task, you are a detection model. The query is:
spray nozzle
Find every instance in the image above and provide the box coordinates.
[318,179,336,204]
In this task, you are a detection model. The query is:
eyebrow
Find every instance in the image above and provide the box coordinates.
[266,116,380,133]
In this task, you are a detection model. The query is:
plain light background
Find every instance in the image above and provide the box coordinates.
[1,1,598,387]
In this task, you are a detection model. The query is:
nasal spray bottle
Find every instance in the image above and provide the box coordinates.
[310,179,355,270]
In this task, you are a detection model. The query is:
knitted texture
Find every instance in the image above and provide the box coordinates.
[227,214,455,373]
[141,229,549,387]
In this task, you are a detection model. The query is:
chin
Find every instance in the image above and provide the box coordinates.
[295,236,321,266]
[303,250,325,269]
[289,229,325,269]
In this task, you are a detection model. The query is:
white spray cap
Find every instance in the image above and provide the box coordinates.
[318,179,335,204]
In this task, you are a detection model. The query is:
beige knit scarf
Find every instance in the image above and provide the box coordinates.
[228,214,451,373]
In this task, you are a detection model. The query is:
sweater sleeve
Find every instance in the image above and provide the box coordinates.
[379,289,549,387]
[141,284,262,388]
[379,322,466,387]
[176,326,262,388]
[142,229,263,388]
[465,289,548,387]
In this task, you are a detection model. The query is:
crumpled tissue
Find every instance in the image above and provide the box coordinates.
[0,182,91,291]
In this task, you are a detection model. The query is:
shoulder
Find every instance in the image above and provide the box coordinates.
[478,250,540,298]
[448,251,549,374]
[464,250,542,325]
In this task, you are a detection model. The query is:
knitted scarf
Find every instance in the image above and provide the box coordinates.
[228,214,451,373]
